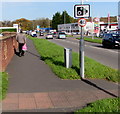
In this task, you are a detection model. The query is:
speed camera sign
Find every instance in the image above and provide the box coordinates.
[74,4,90,18]
[78,18,87,27]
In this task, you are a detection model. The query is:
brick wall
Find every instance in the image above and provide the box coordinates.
[0,34,18,72]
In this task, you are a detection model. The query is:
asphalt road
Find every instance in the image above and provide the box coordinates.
[38,35,119,70]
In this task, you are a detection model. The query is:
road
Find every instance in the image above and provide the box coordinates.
[37,35,119,70]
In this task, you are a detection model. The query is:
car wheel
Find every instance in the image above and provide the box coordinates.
[102,42,106,48]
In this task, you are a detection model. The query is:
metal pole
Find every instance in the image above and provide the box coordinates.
[81,0,83,4]
[92,17,94,39]
[79,0,84,79]
[80,26,84,79]
[64,11,66,32]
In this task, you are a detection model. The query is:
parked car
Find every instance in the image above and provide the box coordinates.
[53,32,57,37]
[102,33,120,48]
[31,31,37,37]
[0,33,3,37]
[46,33,53,39]
[39,32,44,36]
[58,32,66,39]
[66,32,72,35]
[72,32,77,35]
[99,32,105,38]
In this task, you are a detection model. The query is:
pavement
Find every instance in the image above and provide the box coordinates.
[2,38,119,113]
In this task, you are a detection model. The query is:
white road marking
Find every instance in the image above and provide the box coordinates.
[54,39,118,54]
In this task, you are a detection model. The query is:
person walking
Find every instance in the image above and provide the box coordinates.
[16,31,26,57]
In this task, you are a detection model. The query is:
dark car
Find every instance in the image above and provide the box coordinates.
[99,32,105,38]
[40,32,44,36]
[102,33,120,48]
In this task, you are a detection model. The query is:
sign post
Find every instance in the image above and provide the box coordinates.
[78,18,87,79]
[74,1,90,79]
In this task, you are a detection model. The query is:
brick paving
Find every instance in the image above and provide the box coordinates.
[2,89,118,112]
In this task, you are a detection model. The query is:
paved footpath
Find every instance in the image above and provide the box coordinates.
[2,38,119,112]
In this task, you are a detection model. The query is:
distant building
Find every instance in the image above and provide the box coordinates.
[58,22,104,35]
[100,22,118,32]
[58,23,79,33]
[58,21,118,35]
[0,24,19,33]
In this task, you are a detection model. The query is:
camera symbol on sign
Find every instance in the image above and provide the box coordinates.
[77,7,88,16]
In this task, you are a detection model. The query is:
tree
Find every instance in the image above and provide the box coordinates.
[1,20,13,27]
[13,18,33,30]
[61,11,71,24]
[100,16,117,23]
[51,12,62,30]
[69,17,78,23]
[33,18,51,28]
[51,11,78,30]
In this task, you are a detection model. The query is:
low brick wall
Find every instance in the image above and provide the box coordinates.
[0,33,18,72]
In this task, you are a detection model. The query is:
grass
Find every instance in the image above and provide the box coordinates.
[0,72,9,100]
[27,35,119,82]
[0,28,17,33]
[77,37,102,44]
[75,97,120,112]
[66,35,74,37]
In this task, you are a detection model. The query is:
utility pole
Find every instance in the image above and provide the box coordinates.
[64,11,66,32]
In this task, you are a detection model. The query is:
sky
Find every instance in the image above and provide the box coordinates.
[1,0,119,21]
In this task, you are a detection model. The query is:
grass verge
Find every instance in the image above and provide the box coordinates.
[66,35,74,37]
[77,37,102,44]
[0,72,8,100]
[27,35,118,82]
[75,97,120,112]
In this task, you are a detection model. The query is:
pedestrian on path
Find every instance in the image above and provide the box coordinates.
[16,31,26,57]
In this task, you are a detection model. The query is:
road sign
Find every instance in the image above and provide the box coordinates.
[78,18,87,27]
[74,4,90,18]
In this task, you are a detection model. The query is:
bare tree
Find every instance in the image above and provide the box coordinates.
[1,20,13,27]
[33,18,50,28]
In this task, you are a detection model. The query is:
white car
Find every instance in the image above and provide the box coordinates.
[58,32,66,39]
[46,33,53,39]
[0,33,3,37]
[72,32,77,35]
[66,32,72,35]
[31,31,37,37]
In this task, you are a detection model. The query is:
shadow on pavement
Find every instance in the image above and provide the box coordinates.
[81,78,118,98]
[26,50,40,58]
